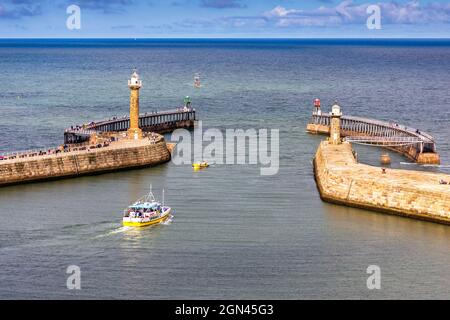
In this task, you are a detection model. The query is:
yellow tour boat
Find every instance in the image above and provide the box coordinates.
[122,187,171,227]
[192,161,209,170]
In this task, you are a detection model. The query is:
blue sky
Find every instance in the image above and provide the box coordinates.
[0,0,449,38]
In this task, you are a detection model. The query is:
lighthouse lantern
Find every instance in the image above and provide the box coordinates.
[314,98,321,115]
[314,98,321,108]
[128,69,142,88]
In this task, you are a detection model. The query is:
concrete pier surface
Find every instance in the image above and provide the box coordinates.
[314,141,450,224]
[0,134,171,187]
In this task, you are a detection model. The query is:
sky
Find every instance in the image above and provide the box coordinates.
[0,0,449,38]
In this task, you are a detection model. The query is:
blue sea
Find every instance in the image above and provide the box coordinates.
[0,39,449,299]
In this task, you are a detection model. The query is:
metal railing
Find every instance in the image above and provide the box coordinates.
[344,136,424,147]
[311,113,436,144]
[65,108,195,134]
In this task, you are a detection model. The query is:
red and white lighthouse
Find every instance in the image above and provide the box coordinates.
[314,98,321,115]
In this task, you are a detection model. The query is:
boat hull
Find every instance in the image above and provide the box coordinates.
[123,208,171,227]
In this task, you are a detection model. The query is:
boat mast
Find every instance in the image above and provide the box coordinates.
[148,184,155,202]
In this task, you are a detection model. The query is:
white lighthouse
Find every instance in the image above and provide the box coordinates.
[330,102,342,145]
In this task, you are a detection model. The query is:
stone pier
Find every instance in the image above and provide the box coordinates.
[0,70,187,187]
[0,135,171,187]
[314,141,450,224]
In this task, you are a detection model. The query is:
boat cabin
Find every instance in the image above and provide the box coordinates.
[124,201,162,218]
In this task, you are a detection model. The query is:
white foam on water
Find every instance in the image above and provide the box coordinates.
[400,162,450,169]
[426,164,450,168]
[161,215,174,225]
[93,225,132,239]
[94,216,174,238]
[109,226,133,234]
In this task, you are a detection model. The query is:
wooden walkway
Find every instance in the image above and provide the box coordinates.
[64,108,196,144]
[307,112,440,164]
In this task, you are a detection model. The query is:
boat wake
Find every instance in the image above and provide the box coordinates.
[93,226,132,239]
[93,215,173,239]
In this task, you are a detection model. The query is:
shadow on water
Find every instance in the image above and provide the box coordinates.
[322,201,450,244]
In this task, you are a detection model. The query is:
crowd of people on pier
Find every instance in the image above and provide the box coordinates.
[0,131,164,162]
[0,138,115,161]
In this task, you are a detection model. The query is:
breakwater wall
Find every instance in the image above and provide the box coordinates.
[0,137,171,187]
[314,141,450,224]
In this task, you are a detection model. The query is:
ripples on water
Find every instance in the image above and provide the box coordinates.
[0,39,450,299]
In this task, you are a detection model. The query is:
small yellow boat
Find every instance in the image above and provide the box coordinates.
[122,187,171,227]
[192,161,209,170]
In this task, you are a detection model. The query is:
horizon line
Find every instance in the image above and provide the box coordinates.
[0,37,450,40]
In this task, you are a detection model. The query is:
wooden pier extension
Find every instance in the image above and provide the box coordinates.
[307,112,440,164]
[64,109,196,144]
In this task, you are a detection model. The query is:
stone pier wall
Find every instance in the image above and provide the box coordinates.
[314,141,450,224]
[0,139,171,187]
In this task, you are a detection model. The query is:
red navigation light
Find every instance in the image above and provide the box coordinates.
[314,98,321,107]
